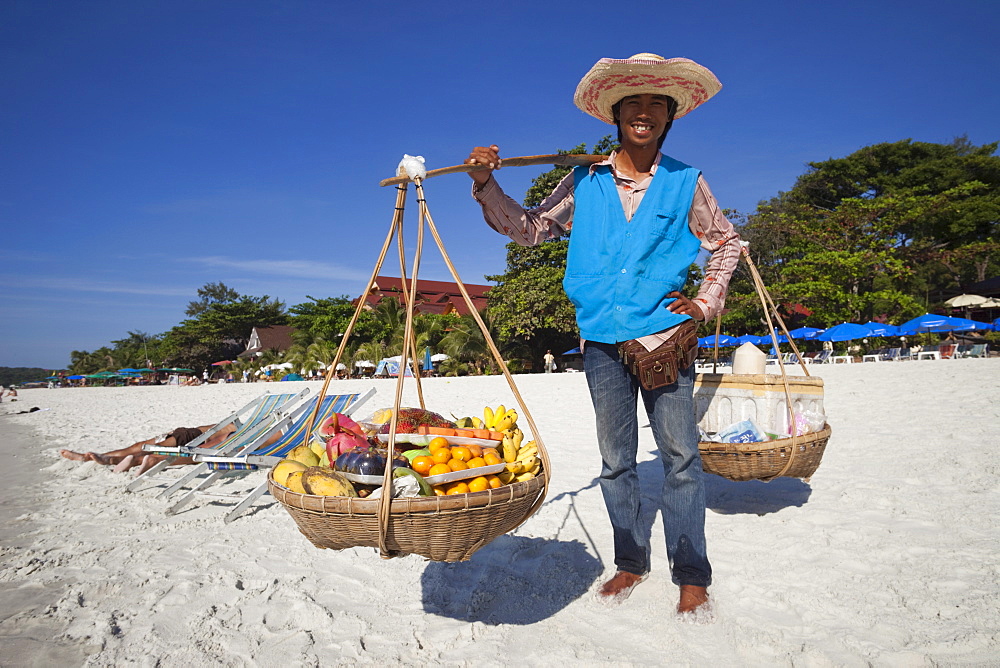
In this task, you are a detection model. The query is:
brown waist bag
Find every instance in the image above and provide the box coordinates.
[618,321,700,391]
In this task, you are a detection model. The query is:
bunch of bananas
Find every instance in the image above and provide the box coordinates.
[483,404,518,432]
[498,437,541,483]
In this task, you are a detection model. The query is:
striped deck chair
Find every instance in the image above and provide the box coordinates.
[165,387,375,523]
[125,389,310,493]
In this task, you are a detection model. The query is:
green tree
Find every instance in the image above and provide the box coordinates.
[186,281,240,317]
[160,293,288,370]
[288,295,388,347]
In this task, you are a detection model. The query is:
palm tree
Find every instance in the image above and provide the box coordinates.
[439,312,497,374]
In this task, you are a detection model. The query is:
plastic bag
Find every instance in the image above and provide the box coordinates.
[718,419,766,444]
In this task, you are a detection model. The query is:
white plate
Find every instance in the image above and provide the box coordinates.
[376,433,501,447]
[340,463,506,487]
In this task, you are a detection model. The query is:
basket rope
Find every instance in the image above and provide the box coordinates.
[299,174,551,559]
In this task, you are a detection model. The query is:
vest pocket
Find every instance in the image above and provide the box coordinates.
[650,209,680,240]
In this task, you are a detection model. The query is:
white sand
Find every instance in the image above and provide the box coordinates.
[1,360,998,665]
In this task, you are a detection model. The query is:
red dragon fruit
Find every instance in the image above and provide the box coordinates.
[322,413,370,462]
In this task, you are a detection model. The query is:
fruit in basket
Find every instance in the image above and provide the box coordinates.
[376,407,454,435]
[285,470,307,494]
[448,459,469,472]
[468,476,489,493]
[301,468,357,497]
[428,463,451,477]
[445,482,470,495]
[450,446,471,462]
[432,448,452,465]
[467,456,486,469]
[401,447,431,463]
[273,459,309,487]
[428,437,450,451]
[411,455,434,475]
[334,447,407,477]
[286,445,319,467]
[324,414,371,462]
[483,452,502,466]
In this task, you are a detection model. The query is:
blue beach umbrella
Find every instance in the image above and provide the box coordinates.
[67,375,86,379]
[788,327,825,340]
[898,313,973,334]
[735,334,768,345]
[698,334,738,347]
[816,322,872,342]
[862,322,900,337]
[563,347,582,355]
[994,317,1000,331]
[423,347,433,372]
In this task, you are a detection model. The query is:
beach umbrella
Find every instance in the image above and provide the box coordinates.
[158,368,194,373]
[698,334,738,347]
[897,313,973,334]
[117,368,138,373]
[211,360,234,366]
[944,294,987,307]
[788,327,825,340]
[423,347,433,372]
[354,360,375,368]
[430,353,450,362]
[949,317,993,331]
[67,375,86,379]
[281,373,305,381]
[816,322,871,342]
[994,317,1000,331]
[862,322,900,336]
[563,347,582,355]
[981,298,1000,308]
[735,334,768,345]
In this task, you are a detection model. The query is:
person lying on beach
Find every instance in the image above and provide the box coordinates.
[59,422,281,474]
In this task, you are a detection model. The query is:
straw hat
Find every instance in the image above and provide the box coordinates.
[573,53,722,125]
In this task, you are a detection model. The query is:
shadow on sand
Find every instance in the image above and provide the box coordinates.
[421,534,602,625]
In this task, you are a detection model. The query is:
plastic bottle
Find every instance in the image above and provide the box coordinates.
[733,342,766,375]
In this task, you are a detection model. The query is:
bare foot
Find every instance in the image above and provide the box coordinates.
[677,585,710,614]
[135,455,158,475]
[596,571,648,606]
[59,449,88,462]
[112,455,135,473]
[86,452,112,465]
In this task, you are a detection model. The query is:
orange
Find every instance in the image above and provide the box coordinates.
[483,452,502,466]
[448,459,469,472]
[432,448,452,464]
[428,463,452,477]
[445,482,469,495]
[466,443,483,458]
[433,486,446,496]
[428,436,450,451]
[450,446,471,462]
[487,475,502,489]
[481,447,499,459]
[468,476,489,493]
[466,456,486,469]
[411,456,434,475]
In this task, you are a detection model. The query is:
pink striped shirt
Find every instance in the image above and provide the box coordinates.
[473,151,742,326]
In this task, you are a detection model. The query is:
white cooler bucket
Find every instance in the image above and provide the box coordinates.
[694,373,826,437]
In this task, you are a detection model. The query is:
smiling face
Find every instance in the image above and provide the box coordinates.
[615,93,674,149]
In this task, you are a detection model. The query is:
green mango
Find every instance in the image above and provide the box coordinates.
[401,448,431,463]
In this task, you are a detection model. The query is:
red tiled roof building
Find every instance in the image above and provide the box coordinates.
[357,276,491,316]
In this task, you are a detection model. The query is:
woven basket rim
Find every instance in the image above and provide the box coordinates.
[267,469,546,516]
[699,424,831,454]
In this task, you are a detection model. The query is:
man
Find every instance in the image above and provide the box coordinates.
[467,54,741,614]
[543,350,555,373]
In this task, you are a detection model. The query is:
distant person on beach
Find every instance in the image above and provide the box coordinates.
[468,54,740,614]
[59,423,282,474]
[543,350,556,373]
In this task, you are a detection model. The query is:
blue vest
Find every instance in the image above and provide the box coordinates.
[563,154,702,343]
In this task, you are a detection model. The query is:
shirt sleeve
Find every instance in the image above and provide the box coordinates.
[688,175,742,322]
[472,172,575,246]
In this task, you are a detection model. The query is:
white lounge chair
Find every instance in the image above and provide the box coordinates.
[165,387,375,523]
[125,389,309,493]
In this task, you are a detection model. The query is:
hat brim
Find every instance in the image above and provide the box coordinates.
[574,56,722,125]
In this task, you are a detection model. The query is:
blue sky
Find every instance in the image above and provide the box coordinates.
[2,0,997,369]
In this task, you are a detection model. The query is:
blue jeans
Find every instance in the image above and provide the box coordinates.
[584,341,711,587]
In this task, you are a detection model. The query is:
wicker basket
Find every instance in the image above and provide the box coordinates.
[267,471,547,562]
[698,425,831,482]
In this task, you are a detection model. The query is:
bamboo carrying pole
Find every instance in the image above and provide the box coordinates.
[378,154,606,187]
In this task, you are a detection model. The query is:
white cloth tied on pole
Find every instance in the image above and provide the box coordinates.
[397,154,427,181]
